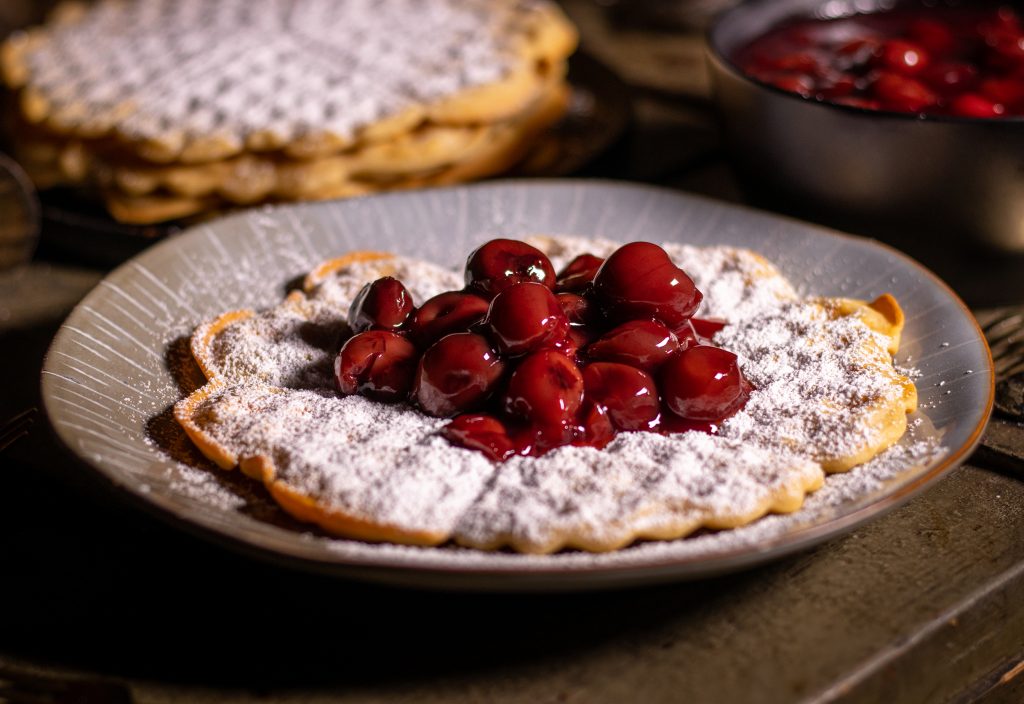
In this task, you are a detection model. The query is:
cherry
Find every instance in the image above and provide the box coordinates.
[656,413,720,436]
[555,254,605,293]
[660,345,752,422]
[908,18,956,55]
[502,350,584,426]
[464,239,556,299]
[442,414,516,462]
[979,77,1024,107]
[921,62,978,95]
[950,93,1005,118]
[875,39,929,75]
[347,277,414,333]
[556,292,599,327]
[409,291,489,348]
[586,319,680,372]
[592,242,702,328]
[574,401,615,449]
[335,331,418,402]
[582,362,660,431]
[414,332,505,417]
[483,282,569,355]
[872,72,937,112]
[510,422,576,458]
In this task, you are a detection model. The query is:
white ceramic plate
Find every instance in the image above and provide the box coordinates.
[41,180,993,591]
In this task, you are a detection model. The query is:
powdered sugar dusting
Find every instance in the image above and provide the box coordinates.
[180,236,937,553]
[197,256,459,388]
[718,301,909,464]
[194,386,493,536]
[19,0,542,148]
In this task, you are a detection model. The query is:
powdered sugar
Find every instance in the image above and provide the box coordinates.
[182,236,934,552]
[17,0,544,149]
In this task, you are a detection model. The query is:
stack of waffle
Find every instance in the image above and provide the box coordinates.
[1,0,577,223]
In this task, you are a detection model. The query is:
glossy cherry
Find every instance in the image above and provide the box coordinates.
[575,401,616,449]
[483,282,570,356]
[347,277,414,333]
[582,362,660,431]
[408,291,489,348]
[907,18,956,55]
[502,349,584,426]
[735,5,1024,118]
[949,93,1004,118]
[465,239,556,299]
[592,241,702,328]
[921,62,978,95]
[660,345,752,422]
[442,414,516,462]
[510,422,577,458]
[414,332,505,417]
[555,253,605,293]
[335,330,418,401]
[556,292,599,327]
[586,319,680,372]
[876,39,930,75]
[872,72,937,112]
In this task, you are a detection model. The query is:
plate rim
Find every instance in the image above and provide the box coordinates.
[40,178,995,588]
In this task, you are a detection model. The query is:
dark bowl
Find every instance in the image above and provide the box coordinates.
[706,0,1024,251]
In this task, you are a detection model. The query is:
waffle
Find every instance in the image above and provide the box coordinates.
[172,236,919,553]
[2,0,577,222]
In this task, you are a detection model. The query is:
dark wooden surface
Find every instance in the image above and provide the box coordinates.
[2,2,1024,702]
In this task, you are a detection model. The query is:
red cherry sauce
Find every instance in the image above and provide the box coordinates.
[333,239,755,462]
[734,4,1024,117]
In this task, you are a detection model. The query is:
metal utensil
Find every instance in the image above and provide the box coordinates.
[0,152,40,271]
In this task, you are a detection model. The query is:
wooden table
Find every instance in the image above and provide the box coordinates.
[2,3,1023,702]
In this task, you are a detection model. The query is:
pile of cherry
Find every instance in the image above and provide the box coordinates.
[334,239,752,462]
[736,4,1024,117]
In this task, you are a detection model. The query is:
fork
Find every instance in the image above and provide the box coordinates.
[0,407,37,453]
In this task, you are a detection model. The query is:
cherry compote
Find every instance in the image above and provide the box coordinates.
[333,238,755,462]
[735,4,1024,117]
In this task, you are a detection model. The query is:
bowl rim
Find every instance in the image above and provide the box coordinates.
[706,0,1024,126]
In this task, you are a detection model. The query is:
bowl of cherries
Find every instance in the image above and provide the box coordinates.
[335,238,752,462]
[707,0,1024,250]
